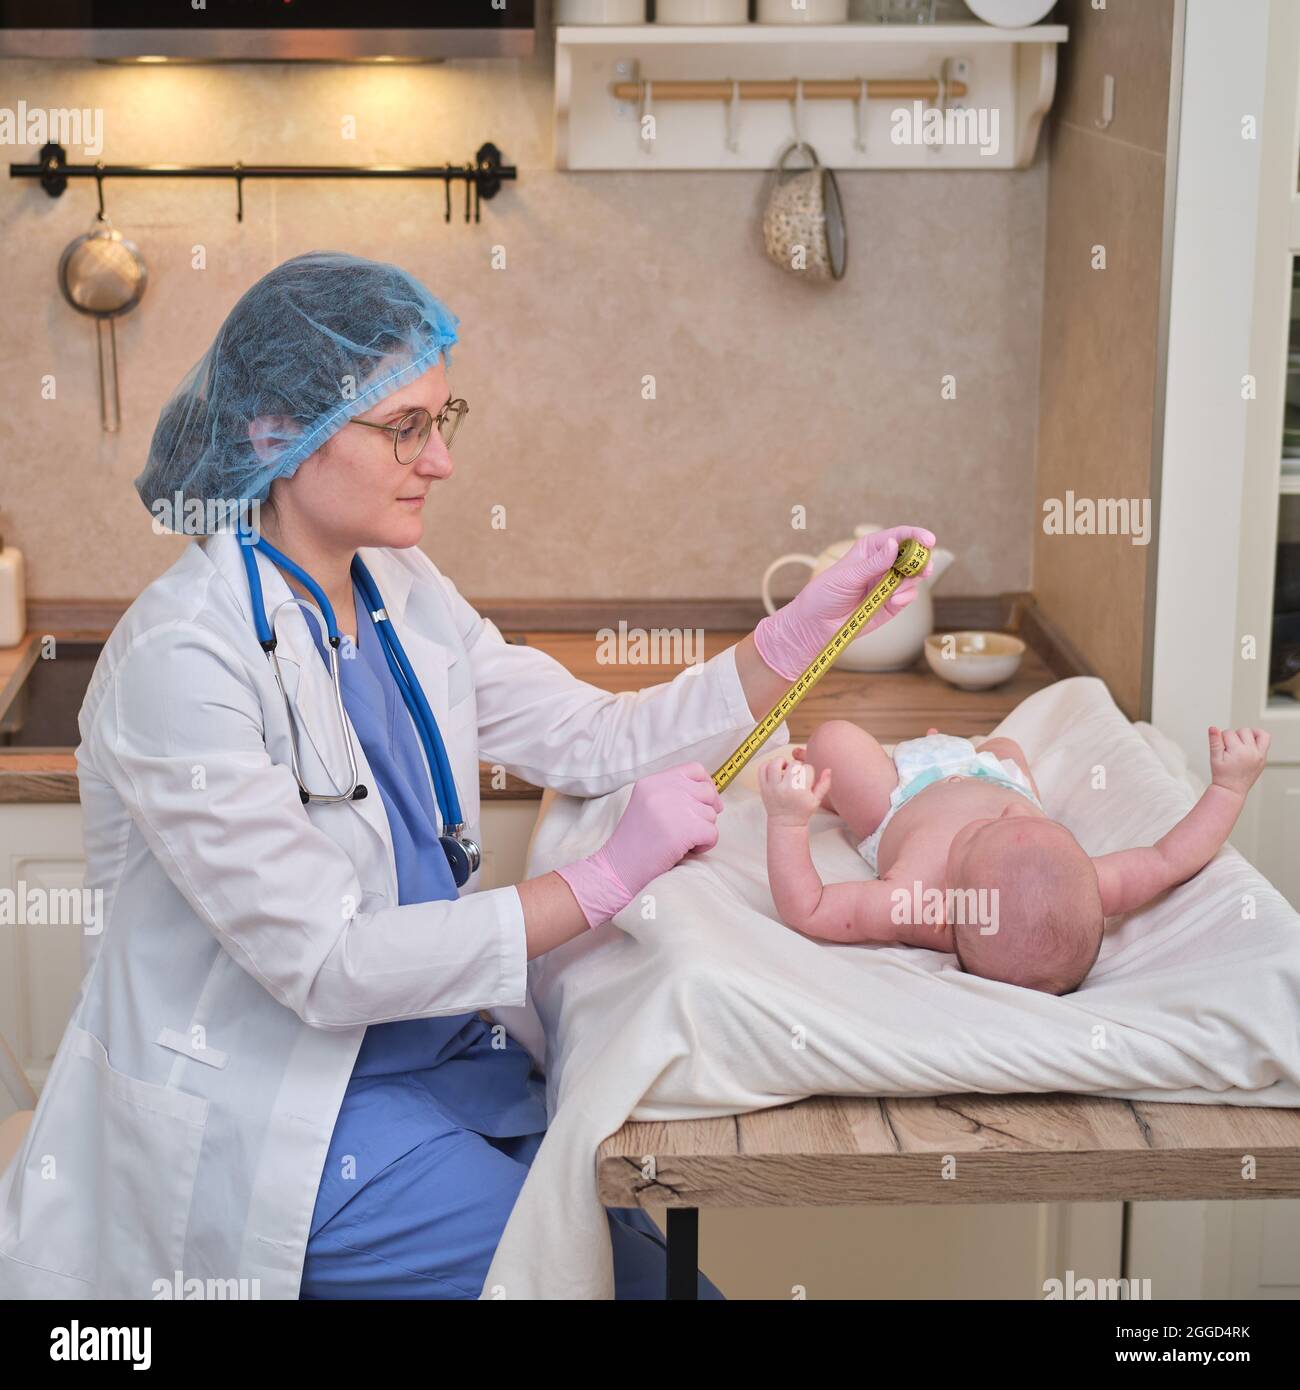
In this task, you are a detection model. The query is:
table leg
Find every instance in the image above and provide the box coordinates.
[666,1207,699,1301]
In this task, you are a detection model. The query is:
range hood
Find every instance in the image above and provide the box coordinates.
[0,1,535,61]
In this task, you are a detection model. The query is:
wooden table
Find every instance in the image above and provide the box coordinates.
[0,629,1061,801]
[596,1094,1300,1299]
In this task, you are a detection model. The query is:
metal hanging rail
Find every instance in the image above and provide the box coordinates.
[7,141,517,223]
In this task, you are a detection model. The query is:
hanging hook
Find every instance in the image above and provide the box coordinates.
[94,164,106,221]
[444,163,452,223]
[927,67,948,157]
[853,77,869,154]
[1095,74,1116,130]
[790,77,805,146]
[472,158,481,223]
[640,78,655,156]
[464,162,473,223]
[725,78,741,154]
[233,162,244,223]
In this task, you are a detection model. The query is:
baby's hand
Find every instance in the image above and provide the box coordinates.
[759,755,832,827]
[1209,726,1270,797]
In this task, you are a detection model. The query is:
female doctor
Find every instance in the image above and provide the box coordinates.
[0,252,933,1301]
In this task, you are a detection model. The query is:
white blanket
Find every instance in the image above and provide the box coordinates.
[482,677,1300,1300]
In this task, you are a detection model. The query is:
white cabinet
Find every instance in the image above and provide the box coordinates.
[1247,767,1300,910]
[476,800,543,892]
[0,798,540,1103]
[0,804,87,1095]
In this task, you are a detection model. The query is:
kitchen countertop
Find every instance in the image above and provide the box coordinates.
[0,632,38,715]
[0,629,1057,803]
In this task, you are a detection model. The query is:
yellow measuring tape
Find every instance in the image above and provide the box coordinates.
[712,537,930,794]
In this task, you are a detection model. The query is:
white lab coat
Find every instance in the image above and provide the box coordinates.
[0,528,785,1300]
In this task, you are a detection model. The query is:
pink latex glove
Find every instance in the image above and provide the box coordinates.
[753,524,937,681]
[555,763,724,928]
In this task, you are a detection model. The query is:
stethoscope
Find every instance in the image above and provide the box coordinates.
[238,528,482,888]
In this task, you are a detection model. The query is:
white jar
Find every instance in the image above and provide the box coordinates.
[657,0,748,21]
[0,535,26,648]
[557,0,645,23]
[758,0,849,22]
[851,0,972,18]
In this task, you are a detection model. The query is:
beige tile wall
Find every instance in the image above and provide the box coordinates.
[0,16,1047,605]
[1032,0,1176,717]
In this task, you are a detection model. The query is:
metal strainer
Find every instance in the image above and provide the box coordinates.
[57,213,148,433]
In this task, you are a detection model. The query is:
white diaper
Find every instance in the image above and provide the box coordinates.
[856,733,1041,875]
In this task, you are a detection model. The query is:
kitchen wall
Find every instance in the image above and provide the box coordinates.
[0,6,1047,607]
[1032,0,1177,718]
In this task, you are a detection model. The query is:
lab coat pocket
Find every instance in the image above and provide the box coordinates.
[5,1025,207,1292]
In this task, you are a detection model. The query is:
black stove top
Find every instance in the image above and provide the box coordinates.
[0,641,104,749]
[1,632,531,751]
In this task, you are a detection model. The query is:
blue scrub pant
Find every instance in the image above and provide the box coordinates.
[299,1127,723,1300]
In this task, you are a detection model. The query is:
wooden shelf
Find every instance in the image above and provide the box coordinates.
[557,23,1069,46]
[555,22,1068,171]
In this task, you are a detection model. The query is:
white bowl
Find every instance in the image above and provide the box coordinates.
[963,0,1055,27]
[924,631,1025,690]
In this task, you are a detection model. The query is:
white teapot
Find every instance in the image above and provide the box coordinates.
[760,523,955,672]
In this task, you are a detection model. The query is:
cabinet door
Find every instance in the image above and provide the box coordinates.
[477,800,543,890]
[1130,1200,1300,1300]
[0,805,88,1095]
[1247,767,1300,910]
[654,1201,1124,1300]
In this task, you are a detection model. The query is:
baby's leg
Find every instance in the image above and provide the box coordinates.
[802,720,899,843]
[974,735,1042,800]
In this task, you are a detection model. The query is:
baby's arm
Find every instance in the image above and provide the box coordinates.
[1094,726,1269,917]
[759,756,903,943]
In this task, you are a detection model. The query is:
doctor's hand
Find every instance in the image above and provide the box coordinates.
[753,524,937,682]
[554,763,724,929]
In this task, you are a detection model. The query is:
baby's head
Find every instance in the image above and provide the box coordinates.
[945,810,1103,995]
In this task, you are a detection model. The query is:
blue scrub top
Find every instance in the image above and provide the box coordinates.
[303,581,547,1234]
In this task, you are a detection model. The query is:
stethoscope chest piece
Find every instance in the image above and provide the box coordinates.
[440,829,482,889]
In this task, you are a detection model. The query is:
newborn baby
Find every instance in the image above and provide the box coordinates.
[758,720,1269,995]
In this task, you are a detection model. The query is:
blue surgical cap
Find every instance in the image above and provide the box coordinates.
[136,250,459,522]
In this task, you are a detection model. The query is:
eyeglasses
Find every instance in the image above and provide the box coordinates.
[349,397,468,464]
